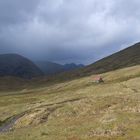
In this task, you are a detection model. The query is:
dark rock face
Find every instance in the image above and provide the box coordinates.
[0,54,43,79]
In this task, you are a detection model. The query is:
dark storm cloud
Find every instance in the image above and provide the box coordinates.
[0,0,39,25]
[0,0,140,64]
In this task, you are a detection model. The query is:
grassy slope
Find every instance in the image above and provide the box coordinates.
[82,42,140,75]
[0,65,140,140]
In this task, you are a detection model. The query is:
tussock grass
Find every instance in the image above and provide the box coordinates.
[0,65,139,140]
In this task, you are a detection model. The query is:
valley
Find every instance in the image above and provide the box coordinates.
[0,65,139,140]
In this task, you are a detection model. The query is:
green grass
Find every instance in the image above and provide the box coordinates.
[0,65,140,140]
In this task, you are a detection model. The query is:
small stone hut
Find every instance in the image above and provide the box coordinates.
[93,76,104,83]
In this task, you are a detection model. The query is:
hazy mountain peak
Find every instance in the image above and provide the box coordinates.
[35,61,84,75]
[0,54,43,79]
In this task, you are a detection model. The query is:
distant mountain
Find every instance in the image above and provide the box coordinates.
[35,61,64,75]
[0,54,43,79]
[63,63,84,71]
[35,61,84,75]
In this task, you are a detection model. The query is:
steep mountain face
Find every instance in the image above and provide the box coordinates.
[35,61,84,75]
[0,54,43,79]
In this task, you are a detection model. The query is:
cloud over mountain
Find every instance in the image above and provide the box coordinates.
[0,0,140,64]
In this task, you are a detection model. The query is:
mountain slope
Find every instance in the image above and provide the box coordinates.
[82,42,140,75]
[0,54,43,79]
[35,61,84,75]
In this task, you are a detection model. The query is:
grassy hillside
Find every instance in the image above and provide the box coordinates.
[82,42,140,75]
[0,77,30,92]
[0,65,139,140]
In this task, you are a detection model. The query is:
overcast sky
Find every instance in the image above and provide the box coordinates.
[0,0,140,64]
